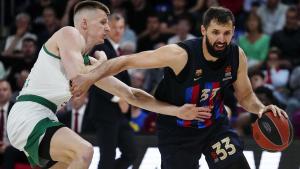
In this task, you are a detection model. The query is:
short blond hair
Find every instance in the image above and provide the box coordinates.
[74,0,110,16]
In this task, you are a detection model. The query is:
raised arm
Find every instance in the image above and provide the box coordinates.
[93,76,211,120]
[233,48,287,118]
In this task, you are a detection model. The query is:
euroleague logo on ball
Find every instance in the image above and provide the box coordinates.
[262,121,272,133]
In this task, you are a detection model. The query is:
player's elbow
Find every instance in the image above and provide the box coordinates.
[116,56,130,72]
[123,88,143,106]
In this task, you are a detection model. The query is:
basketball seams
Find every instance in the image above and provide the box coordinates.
[265,113,289,146]
[254,120,281,151]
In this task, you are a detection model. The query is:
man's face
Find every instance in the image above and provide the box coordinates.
[201,20,234,58]
[108,19,125,43]
[147,16,160,33]
[286,11,298,29]
[0,81,12,104]
[16,16,30,30]
[246,15,259,32]
[172,0,186,10]
[177,19,190,37]
[43,8,56,26]
[22,41,36,56]
[86,9,110,44]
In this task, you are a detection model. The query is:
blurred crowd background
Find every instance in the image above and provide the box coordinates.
[0,0,300,168]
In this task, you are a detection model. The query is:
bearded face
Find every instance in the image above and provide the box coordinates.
[205,35,229,59]
[201,19,234,59]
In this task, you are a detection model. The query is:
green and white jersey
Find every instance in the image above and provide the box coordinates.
[19,45,72,111]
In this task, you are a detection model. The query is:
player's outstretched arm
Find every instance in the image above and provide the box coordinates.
[71,44,188,97]
[91,76,211,121]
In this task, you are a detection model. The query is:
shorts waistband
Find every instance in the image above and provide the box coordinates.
[16,94,57,113]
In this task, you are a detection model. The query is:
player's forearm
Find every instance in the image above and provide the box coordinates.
[88,56,128,84]
[125,88,180,117]
[238,92,265,115]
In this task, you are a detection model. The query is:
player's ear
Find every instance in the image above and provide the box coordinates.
[201,25,206,36]
[81,18,88,30]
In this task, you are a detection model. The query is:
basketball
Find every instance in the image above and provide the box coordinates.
[252,111,294,152]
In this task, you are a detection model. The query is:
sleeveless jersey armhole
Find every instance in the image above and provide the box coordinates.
[166,42,192,83]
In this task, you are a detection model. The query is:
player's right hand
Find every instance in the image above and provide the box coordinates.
[176,104,211,121]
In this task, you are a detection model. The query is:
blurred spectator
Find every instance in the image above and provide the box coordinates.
[244,0,264,13]
[2,13,37,58]
[167,15,196,44]
[113,10,137,46]
[159,0,189,34]
[130,70,148,133]
[291,109,300,138]
[130,70,145,89]
[20,38,38,64]
[0,80,28,169]
[36,6,61,49]
[120,41,136,55]
[142,113,157,134]
[137,14,170,51]
[261,47,290,89]
[11,69,30,102]
[286,66,300,116]
[257,0,288,35]
[88,13,137,169]
[234,86,281,136]
[189,0,219,36]
[249,1,262,14]
[189,0,206,13]
[289,66,300,100]
[270,6,300,66]
[249,69,268,90]
[25,0,53,23]
[130,106,148,133]
[238,12,270,67]
[0,63,9,80]
[127,0,152,35]
[4,38,37,92]
[219,0,244,16]
[219,0,246,30]
[61,0,79,26]
[57,94,94,134]
[248,68,287,106]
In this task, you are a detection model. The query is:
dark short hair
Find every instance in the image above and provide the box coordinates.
[109,13,124,22]
[74,0,110,15]
[287,5,298,16]
[202,7,235,28]
[23,37,37,45]
[248,69,265,79]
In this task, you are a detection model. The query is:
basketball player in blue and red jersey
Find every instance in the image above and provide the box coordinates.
[71,7,289,169]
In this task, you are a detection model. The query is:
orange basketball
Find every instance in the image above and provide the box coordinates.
[252,111,293,152]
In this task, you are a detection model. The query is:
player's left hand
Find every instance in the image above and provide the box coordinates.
[258,104,288,119]
[176,104,211,121]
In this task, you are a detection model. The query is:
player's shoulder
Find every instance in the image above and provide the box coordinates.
[57,26,81,37]
[52,26,84,46]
